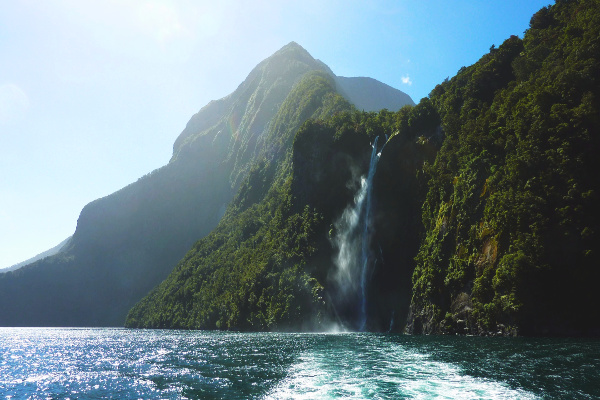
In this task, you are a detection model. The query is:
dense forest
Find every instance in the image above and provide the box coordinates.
[128,0,600,336]
[408,0,600,335]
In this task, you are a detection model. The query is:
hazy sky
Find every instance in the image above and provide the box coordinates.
[1,0,551,269]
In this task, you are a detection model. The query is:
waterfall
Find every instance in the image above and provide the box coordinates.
[359,135,383,330]
[333,136,385,331]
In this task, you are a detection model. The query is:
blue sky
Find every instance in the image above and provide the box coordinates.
[1,0,551,269]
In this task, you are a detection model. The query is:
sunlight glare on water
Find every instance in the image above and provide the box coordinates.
[0,328,598,399]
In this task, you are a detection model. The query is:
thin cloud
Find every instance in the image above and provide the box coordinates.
[401,75,413,86]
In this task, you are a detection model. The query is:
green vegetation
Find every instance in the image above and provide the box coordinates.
[0,42,364,327]
[130,0,600,335]
[126,72,355,330]
[126,78,442,330]
[129,0,600,335]
[409,0,600,335]
[7,1,597,336]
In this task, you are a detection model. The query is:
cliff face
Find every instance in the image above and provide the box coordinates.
[0,42,413,327]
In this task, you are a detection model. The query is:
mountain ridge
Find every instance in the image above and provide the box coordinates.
[0,237,71,274]
[335,76,415,112]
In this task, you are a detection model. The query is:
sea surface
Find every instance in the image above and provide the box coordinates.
[1,328,598,399]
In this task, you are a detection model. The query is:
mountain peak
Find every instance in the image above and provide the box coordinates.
[262,41,318,67]
[276,41,309,55]
[282,41,304,50]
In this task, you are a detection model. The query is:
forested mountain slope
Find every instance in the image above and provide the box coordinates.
[129,0,600,336]
[408,0,600,336]
[126,99,438,331]
[126,73,354,329]
[0,42,413,327]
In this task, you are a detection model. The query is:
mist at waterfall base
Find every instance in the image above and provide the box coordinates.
[331,136,386,332]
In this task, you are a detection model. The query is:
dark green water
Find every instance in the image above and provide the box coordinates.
[0,328,598,399]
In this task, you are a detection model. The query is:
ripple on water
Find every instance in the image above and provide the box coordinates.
[0,329,598,399]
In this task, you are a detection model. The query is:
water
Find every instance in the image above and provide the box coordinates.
[1,329,598,399]
[333,136,385,331]
[359,136,383,331]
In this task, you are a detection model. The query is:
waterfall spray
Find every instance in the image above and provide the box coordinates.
[333,135,385,331]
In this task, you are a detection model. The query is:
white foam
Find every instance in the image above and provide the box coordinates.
[264,342,539,400]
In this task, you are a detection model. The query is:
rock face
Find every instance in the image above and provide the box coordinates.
[335,76,415,112]
[0,42,413,327]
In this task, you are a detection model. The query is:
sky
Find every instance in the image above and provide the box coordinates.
[1,0,552,269]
